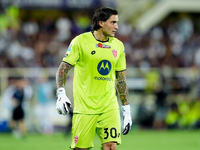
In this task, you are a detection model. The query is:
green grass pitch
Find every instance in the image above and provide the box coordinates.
[0,129,199,150]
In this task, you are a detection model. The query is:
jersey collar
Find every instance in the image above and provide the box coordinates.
[91,31,109,43]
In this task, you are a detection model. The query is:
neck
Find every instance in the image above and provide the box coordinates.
[93,30,108,42]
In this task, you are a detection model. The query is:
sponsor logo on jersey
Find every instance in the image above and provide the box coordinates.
[68,44,73,52]
[74,136,79,145]
[63,44,73,58]
[97,60,111,75]
[96,43,111,48]
[112,49,117,58]
[94,60,112,81]
[94,76,111,81]
[91,50,96,55]
[64,53,68,58]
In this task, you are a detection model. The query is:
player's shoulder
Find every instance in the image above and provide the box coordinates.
[75,32,92,40]
[70,32,93,47]
[110,37,124,46]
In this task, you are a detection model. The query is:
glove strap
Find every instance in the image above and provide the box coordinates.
[122,104,131,115]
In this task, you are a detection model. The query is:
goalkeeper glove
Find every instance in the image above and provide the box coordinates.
[122,104,132,135]
[56,87,72,115]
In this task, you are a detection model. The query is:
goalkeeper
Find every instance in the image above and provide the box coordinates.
[56,7,132,150]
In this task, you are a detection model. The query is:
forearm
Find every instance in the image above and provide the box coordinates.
[116,71,129,106]
[56,62,72,88]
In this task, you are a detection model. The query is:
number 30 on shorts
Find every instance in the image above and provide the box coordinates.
[104,127,120,139]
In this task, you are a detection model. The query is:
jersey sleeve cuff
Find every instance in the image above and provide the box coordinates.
[115,69,126,72]
[62,60,74,66]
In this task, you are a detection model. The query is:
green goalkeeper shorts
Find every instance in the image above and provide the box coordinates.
[70,108,121,149]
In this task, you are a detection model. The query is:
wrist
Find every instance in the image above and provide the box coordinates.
[57,87,66,95]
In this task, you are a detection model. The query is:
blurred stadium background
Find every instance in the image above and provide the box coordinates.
[0,0,200,149]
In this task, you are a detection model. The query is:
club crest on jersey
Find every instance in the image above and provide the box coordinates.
[96,43,111,48]
[112,49,117,58]
[74,136,79,145]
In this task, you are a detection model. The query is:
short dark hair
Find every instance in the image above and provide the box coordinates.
[91,7,118,31]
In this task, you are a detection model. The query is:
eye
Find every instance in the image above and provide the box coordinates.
[112,21,116,24]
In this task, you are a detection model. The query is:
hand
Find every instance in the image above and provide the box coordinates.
[122,105,132,135]
[56,87,72,115]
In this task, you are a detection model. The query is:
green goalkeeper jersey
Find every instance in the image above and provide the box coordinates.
[63,32,126,114]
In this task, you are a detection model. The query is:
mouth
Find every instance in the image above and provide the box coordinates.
[112,31,117,34]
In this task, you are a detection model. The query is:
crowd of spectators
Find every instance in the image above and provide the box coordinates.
[120,13,200,69]
[0,6,92,68]
[0,6,200,69]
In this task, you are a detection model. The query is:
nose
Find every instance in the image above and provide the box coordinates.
[115,23,118,30]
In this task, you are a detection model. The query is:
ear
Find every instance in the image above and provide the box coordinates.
[99,21,104,27]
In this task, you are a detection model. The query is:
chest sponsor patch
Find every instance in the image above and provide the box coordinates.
[96,43,111,48]
[97,60,111,75]
[94,60,112,81]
